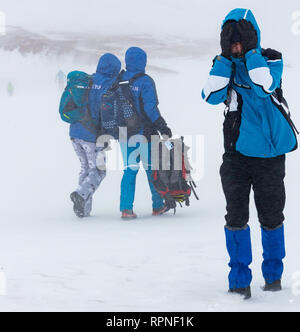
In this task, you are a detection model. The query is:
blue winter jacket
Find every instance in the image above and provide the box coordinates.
[202,8,297,158]
[120,47,164,138]
[70,53,121,142]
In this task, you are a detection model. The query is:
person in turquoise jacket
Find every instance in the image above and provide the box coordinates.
[202,9,296,158]
[202,8,298,299]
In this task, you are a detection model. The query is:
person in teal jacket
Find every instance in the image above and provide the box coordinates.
[202,8,298,299]
[202,9,296,158]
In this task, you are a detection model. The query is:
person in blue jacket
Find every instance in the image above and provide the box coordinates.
[119,47,172,219]
[70,53,121,218]
[202,9,297,299]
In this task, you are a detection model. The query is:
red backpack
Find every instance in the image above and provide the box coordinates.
[152,137,199,213]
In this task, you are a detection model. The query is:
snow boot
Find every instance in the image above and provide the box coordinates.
[261,225,285,287]
[225,226,253,292]
[122,210,138,220]
[263,280,282,292]
[152,205,169,216]
[70,192,86,218]
[229,286,252,300]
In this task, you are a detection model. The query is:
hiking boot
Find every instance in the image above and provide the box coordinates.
[263,280,282,292]
[121,210,138,220]
[152,206,169,216]
[229,287,252,300]
[70,192,85,218]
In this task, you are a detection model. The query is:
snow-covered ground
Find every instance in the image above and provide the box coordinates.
[0,0,300,312]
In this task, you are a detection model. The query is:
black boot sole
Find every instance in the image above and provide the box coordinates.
[70,192,85,218]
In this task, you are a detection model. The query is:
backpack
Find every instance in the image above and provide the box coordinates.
[152,137,199,213]
[100,72,145,140]
[59,71,92,124]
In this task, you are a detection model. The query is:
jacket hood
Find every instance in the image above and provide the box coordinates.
[222,8,261,49]
[96,53,121,78]
[125,47,147,73]
[89,53,121,119]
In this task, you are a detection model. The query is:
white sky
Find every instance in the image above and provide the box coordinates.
[0,0,299,56]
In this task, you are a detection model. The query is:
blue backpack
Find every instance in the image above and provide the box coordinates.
[59,71,92,124]
[100,72,144,140]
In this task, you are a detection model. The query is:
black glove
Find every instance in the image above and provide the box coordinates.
[154,117,172,138]
[236,20,258,54]
[160,126,172,138]
[262,48,282,61]
[221,22,234,59]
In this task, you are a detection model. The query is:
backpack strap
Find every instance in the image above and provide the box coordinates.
[224,62,236,117]
[129,72,148,84]
[189,181,199,201]
[117,70,148,84]
[78,78,100,136]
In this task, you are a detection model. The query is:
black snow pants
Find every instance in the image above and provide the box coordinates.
[220,152,286,230]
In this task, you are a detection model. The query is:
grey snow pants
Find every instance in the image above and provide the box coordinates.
[71,138,106,216]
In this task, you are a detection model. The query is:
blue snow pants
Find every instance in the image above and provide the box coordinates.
[120,142,164,211]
